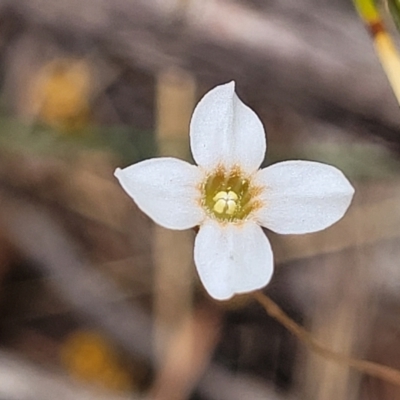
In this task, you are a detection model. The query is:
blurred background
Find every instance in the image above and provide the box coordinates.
[0,0,399,399]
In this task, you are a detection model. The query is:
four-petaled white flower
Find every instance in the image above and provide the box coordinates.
[115,82,355,300]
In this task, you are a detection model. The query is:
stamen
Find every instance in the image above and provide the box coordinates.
[213,191,228,202]
[202,168,260,222]
[212,191,238,215]
[227,191,238,201]
[214,198,228,214]
[226,200,237,215]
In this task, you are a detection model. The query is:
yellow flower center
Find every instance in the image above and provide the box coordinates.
[213,190,238,215]
[202,167,261,222]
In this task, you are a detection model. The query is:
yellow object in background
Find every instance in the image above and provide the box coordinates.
[354,0,400,105]
[354,0,380,21]
[30,58,91,132]
[60,330,133,393]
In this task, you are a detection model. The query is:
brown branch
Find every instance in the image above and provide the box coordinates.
[254,291,400,386]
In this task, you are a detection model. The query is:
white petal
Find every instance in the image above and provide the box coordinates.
[254,160,355,234]
[190,81,266,174]
[115,158,205,230]
[194,221,273,300]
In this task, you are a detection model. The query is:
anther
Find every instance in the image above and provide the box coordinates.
[212,191,238,215]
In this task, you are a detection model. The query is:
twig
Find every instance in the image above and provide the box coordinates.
[254,291,400,386]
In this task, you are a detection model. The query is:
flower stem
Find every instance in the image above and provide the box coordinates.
[253,291,400,386]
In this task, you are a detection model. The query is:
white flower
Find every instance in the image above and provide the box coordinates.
[115,82,354,300]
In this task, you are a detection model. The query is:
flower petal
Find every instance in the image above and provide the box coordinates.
[115,158,204,230]
[194,221,273,300]
[190,81,266,174]
[254,160,355,234]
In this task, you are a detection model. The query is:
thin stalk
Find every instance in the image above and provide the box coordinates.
[254,291,400,386]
